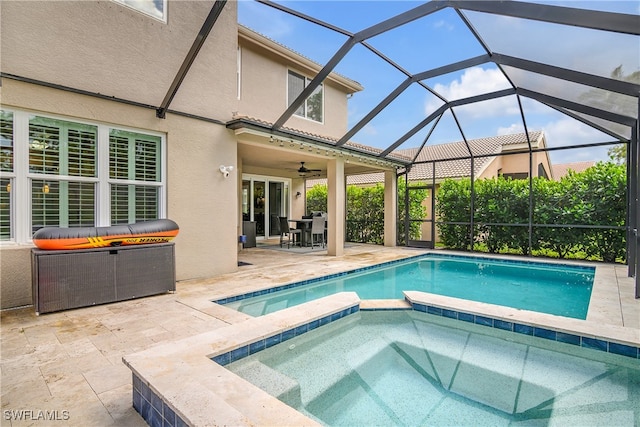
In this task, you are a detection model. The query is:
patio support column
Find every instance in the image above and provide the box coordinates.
[384,169,397,246]
[327,158,345,256]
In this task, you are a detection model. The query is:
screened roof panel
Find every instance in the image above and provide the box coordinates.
[365,8,487,73]
[528,1,640,15]
[562,108,632,141]
[422,64,512,103]
[517,98,621,148]
[267,1,420,34]
[237,1,638,166]
[400,109,464,151]
[461,10,640,82]
[348,83,442,149]
[238,1,347,66]
[449,95,525,143]
[502,65,639,119]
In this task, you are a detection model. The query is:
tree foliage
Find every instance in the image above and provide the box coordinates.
[306,178,428,245]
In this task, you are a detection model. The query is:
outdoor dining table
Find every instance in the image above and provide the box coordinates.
[289,218,326,247]
[289,218,312,247]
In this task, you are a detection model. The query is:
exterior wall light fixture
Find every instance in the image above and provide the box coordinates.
[219,165,234,178]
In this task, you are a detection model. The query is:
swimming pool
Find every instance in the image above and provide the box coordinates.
[227,310,640,426]
[220,254,595,319]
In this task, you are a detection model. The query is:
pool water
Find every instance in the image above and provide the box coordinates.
[227,311,640,426]
[223,254,594,319]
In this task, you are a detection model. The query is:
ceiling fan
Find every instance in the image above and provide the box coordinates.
[297,162,321,176]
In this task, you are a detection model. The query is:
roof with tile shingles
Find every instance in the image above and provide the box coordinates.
[552,161,595,179]
[306,131,543,187]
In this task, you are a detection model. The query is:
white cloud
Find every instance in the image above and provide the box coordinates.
[425,67,517,118]
[497,123,525,136]
[542,117,612,163]
[432,20,454,31]
[361,124,378,136]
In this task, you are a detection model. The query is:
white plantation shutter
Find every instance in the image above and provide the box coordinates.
[28,117,97,231]
[109,129,161,224]
[1,111,13,240]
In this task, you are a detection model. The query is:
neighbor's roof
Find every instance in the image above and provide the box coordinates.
[552,161,596,179]
[306,131,543,187]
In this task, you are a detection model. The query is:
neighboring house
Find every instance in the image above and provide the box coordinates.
[312,131,550,185]
[0,1,398,309]
[307,131,552,244]
[552,161,596,179]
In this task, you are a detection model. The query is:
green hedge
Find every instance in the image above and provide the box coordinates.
[435,162,627,262]
[306,178,427,245]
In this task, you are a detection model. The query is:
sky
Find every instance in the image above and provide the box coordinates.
[238,0,639,164]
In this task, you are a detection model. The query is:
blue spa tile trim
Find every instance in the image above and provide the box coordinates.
[133,374,187,427]
[213,252,591,307]
[514,323,534,335]
[494,319,513,331]
[582,337,608,352]
[409,302,640,360]
[534,327,557,341]
[556,332,581,346]
[211,304,360,367]
[360,307,413,312]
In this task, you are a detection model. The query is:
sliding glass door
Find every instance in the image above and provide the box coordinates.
[242,175,290,240]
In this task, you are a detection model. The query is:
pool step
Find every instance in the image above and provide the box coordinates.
[231,361,302,408]
[360,299,412,310]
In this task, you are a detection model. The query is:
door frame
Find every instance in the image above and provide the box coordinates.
[242,174,291,240]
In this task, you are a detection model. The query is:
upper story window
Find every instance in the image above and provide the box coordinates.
[113,0,166,22]
[288,70,323,123]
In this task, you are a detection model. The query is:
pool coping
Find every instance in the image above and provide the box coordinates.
[124,289,639,426]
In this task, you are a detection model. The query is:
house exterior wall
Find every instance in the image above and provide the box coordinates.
[237,36,351,140]
[1,0,238,120]
[0,1,239,309]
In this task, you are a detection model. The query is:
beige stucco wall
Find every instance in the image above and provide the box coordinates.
[237,43,350,139]
[0,0,240,309]
[1,0,238,120]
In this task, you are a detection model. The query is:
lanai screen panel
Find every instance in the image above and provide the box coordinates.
[461,9,639,82]
[503,66,638,125]
[364,7,487,73]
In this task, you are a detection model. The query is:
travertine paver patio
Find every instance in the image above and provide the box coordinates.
[1,244,638,426]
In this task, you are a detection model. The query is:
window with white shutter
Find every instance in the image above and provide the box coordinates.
[0,109,165,244]
[109,129,161,224]
[0,111,13,241]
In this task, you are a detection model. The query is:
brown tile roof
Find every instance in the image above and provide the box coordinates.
[401,131,542,181]
[552,161,595,179]
[308,131,544,186]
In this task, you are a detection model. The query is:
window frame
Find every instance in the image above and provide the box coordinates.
[112,0,167,23]
[287,70,324,124]
[0,109,166,246]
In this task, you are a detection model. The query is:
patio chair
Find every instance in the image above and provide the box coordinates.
[279,217,301,248]
[310,216,325,249]
[270,214,281,237]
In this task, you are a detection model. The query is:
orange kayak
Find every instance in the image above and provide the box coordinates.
[33,219,179,250]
